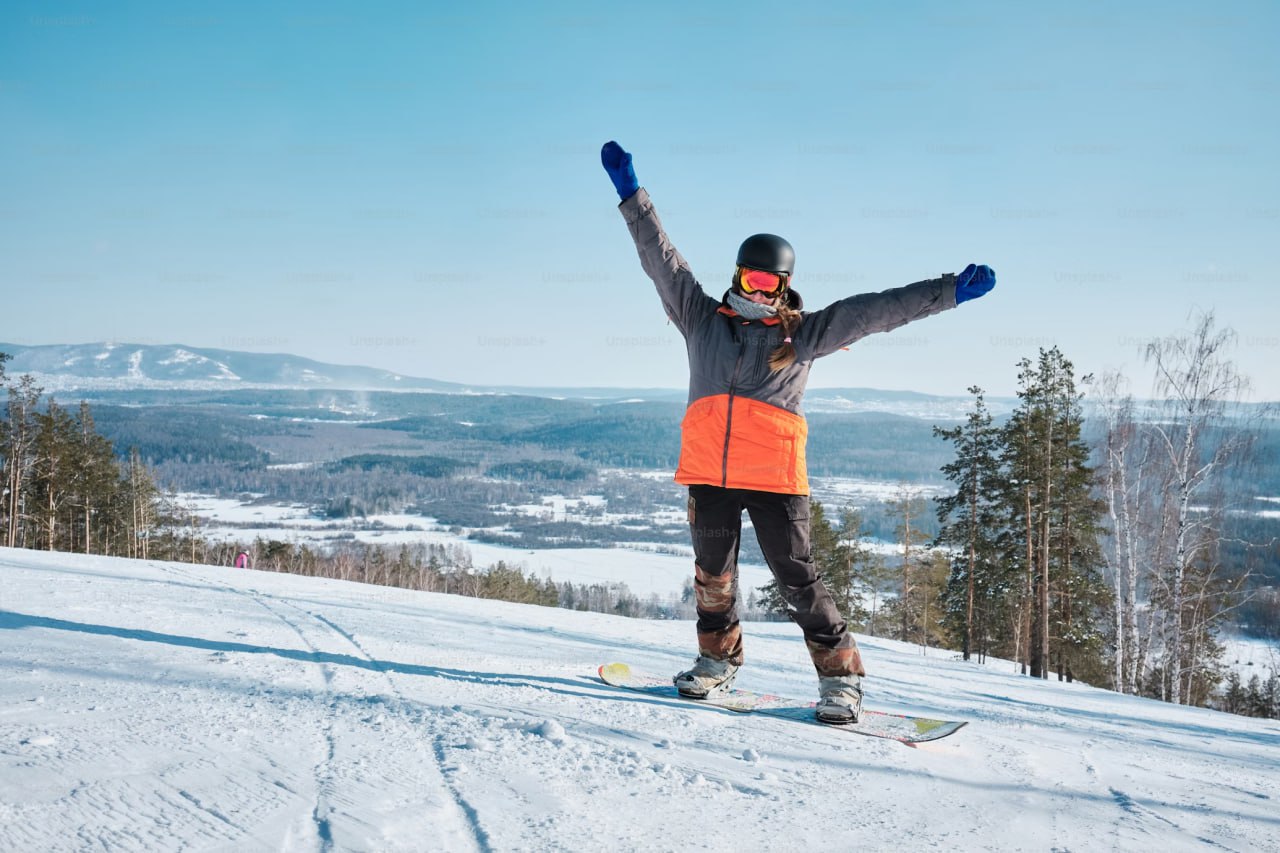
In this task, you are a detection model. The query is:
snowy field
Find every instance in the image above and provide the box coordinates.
[1222,634,1280,680]
[179,487,914,599]
[180,494,773,600]
[3,547,1279,852]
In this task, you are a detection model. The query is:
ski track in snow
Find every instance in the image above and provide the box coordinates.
[2,548,1280,852]
[159,562,489,853]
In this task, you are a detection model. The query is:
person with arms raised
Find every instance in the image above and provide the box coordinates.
[600,140,996,723]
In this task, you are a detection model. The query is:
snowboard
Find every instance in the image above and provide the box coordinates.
[598,662,967,744]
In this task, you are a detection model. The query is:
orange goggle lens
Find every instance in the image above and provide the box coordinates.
[739,268,788,295]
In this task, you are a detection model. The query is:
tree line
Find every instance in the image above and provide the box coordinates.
[932,314,1273,711]
[1,359,171,559]
[931,349,1112,686]
[1219,669,1280,719]
[756,347,1112,683]
[197,537,732,622]
[756,312,1276,719]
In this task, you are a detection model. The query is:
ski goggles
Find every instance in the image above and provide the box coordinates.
[737,267,790,296]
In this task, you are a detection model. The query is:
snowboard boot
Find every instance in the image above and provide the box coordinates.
[815,674,863,724]
[673,655,740,698]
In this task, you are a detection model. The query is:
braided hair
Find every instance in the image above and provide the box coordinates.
[768,303,801,372]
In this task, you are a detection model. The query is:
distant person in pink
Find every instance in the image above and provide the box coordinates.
[234,551,249,569]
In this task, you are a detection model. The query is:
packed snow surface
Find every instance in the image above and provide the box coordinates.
[2,547,1278,852]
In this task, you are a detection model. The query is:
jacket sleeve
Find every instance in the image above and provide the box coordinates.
[619,188,720,337]
[795,275,958,361]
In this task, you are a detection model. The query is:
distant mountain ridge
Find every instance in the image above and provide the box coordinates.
[0,342,469,392]
[0,341,1008,418]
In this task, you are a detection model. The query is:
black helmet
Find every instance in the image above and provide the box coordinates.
[736,233,795,275]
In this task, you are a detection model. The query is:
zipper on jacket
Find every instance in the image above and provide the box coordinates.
[721,331,747,487]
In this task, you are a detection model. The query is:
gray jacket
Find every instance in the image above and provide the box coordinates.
[619,187,958,493]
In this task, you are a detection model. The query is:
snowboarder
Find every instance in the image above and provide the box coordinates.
[234,551,249,569]
[600,140,996,723]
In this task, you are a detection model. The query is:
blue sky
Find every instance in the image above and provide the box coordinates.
[3,0,1278,398]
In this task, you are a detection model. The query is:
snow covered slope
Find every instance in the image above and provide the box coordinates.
[2,547,1278,852]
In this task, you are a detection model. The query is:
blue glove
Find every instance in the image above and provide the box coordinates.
[955,263,996,304]
[601,140,640,201]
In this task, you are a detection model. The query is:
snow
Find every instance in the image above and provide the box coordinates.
[154,349,241,381]
[499,494,646,527]
[810,476,948,505]
[1221,634,1280,680]
[179,477,942,602]
[157,348,201,365]
[3,547,1279,852]
[179,493,762,599]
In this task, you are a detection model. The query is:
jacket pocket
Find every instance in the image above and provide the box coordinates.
[738,331,778,390]
[743,403,800,468]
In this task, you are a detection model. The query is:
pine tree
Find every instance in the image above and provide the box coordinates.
[861,549,893,638]
[997,366,1039,673]
[1246,674,1266,718]
[72,402,118,553]
[885,485,930,643]
[996,348,1108,680]
[1222,671,1245,714]
[1264,672,1280,720]
[934,386,1003,661]
[810,500,843,595]
[1050,368,1110,683]
[919,551,952,649]
[830,507,875,629]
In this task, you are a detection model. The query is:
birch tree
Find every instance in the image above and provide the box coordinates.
[1145,311,1255,705]
[3,376,43,548]
[32,399,77,550]
[1096,373,1139,692]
